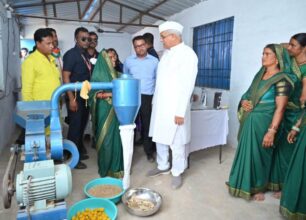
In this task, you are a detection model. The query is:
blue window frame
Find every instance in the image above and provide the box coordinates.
[193,17,234,90]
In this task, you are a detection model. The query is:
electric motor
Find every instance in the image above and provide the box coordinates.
[16,160,72,207]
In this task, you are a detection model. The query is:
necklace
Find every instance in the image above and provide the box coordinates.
[297,59,306,65]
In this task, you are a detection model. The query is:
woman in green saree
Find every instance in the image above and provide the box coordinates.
[227,44,294,201]
[279,33,306,220]
[280,109,306,220]
[89,50,124,178]
[269,34,306,196]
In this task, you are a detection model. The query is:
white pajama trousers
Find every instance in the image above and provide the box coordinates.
[156,142,187,177]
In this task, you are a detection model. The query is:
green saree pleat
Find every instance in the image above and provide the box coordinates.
[89,50,124,178]
[268,109,300,191]
[280,118,306,220]
[228,102,275,200]
[269,62,306,190]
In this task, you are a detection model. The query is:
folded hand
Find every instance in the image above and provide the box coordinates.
[241,100,253,112]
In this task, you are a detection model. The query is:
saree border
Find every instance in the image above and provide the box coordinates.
[280,206,306,220]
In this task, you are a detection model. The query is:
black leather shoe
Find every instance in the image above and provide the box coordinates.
[75,161,87,169]
[80,154,89,160]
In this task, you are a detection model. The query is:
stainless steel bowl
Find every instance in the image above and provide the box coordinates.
[122,188,162,217]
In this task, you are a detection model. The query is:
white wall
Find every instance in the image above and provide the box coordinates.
[0,7,21,153]
[131,27,162,51]
[134,0,306,148]
[23,21,132,61]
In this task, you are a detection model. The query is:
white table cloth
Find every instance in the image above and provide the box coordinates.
[187,109,229,156]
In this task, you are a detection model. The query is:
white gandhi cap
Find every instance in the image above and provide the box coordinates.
[159,21,184,34]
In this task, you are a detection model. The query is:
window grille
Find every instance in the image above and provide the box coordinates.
[193,17,234,90]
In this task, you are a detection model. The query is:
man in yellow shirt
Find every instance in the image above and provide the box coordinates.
[22,28,61,101]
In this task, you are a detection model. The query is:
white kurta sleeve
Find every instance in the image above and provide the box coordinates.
[175,48,198,117]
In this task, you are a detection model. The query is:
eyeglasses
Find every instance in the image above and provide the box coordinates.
[89,38,98,43]
[134,43,146,49]
[80,37,90,42]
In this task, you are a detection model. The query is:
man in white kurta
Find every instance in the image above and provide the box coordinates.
[147,21,198,189]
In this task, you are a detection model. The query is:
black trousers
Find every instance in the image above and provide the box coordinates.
[139,94,155,156]
[66,95,89,156]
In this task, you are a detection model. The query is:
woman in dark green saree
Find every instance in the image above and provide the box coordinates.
[227,44,294,201]
[269,34,306,195]
[279,33,306,220]
[89,50,124,178]
[280,109,306,220]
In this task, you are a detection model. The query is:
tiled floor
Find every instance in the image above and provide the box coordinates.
[0,141,284,220]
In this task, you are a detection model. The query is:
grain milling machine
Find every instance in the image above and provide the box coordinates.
[2,74,140,220]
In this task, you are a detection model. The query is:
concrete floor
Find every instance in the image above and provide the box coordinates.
[0,142,285,220]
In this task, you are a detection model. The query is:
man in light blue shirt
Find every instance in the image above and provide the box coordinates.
[124,35,159,162]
